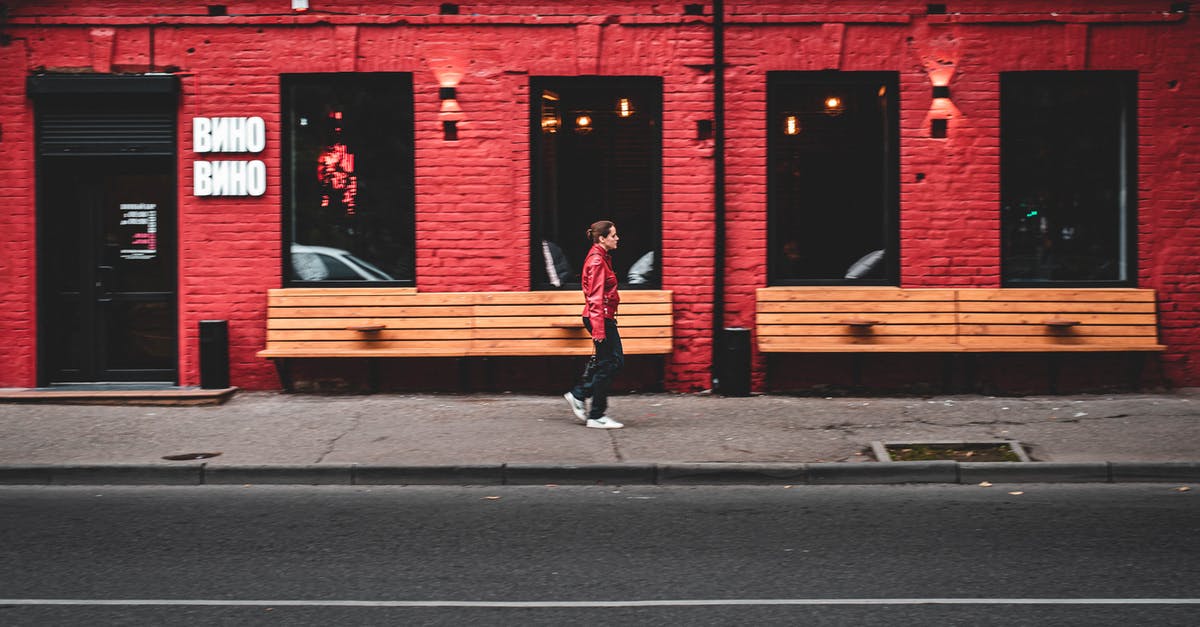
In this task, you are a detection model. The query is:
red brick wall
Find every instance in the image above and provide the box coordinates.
[2,1,1197,392]
[0,40,37,387]
[723,2,1200,391]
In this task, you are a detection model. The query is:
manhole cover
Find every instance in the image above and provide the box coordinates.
[870,441,1030,462]
[162,452,222,461]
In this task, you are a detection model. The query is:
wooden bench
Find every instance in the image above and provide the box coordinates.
[258,288,673,390]
[756,287,1164,390]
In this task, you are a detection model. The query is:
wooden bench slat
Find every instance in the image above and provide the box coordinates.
[756,287,957,301]
[958,313,1157,325]
[268,294,476,308]
[268,305,477,318]
[958,337,1165,351]
[268,317,476,330]
[259,289,674,362]
[758,313,958,325]
[267,287,418,297]
[957,302,1155,314]
[757,301,958,313]
[958,324,1160,337]
[958,289,1157,302]
[756,324,959,337]
[755,287,1163,355]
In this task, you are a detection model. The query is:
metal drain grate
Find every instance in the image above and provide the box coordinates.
[871,441,1031,463]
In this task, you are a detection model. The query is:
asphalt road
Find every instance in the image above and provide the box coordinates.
[1,484,1197,626]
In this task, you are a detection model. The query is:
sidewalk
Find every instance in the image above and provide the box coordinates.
[1,390,1198,485]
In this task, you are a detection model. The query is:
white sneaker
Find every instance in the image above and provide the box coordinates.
[586,416,624,429]
[563,392,586,422]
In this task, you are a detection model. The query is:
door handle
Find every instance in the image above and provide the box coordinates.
[96,265,114,302]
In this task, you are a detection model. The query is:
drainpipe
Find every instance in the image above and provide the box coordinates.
[710,0,726,390]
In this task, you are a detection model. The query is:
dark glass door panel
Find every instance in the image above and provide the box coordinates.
[40,157,177,383]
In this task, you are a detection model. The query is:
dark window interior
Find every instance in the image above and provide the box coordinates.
[531,76,662,289]
[767,71,899,285]
[1001,71,1136,285]
[282,73,415,285]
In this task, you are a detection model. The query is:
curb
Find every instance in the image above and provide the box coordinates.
[1,461,1198,486]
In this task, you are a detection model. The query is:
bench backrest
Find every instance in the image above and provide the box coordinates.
[756,287,960,352]
[756,287,1163,352]
[956,288,1163,352]
[262,288,673,357]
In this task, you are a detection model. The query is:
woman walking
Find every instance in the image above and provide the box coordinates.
[563,220,625,429]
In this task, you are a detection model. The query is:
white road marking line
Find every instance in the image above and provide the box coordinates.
[0,599,1198,608]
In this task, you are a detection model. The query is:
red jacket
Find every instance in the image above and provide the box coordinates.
[580,243,620,341]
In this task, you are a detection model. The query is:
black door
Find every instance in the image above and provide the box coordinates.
[39,156,177,383]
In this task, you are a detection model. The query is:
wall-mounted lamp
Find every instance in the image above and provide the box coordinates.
[291,0,309,12]
[823,96,845,116]
[439,86,457,101]
[783,114,801,136]
[574,113,593,134]
[930,119,948,138]
[929,84,955,138]
[696,119,713,140]
[616,97,634,118]
[540,90,561,134]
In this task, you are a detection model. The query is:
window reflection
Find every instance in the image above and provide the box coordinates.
[768,72,898,285]
[531,77,662,289]
[1001,72,1135,285]
[283,73,415,285]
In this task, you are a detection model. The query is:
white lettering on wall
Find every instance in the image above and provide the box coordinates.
[192,116,266,154]
[192,116,268,197]
[194,160,266,197]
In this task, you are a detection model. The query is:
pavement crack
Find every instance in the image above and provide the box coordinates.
[315,415,362,464]
[608,431,625,462]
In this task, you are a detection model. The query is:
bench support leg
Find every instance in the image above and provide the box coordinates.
[274,358,294,393]
[1128,353,1146,391]
[458,358,472,392]
[941,354,953,394]
[850,354,864,393]
[367,359,380,394]
[1047,354,1062,394]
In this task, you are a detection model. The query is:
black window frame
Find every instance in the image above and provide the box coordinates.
[766,71,901,286]
[1000,70,1138,287]
[529,75,664,291]
[280,72,417,288]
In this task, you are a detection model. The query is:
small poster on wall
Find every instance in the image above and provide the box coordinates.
[119,203,158,261]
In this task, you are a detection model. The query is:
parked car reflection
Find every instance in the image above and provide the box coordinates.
[290,244,394,281]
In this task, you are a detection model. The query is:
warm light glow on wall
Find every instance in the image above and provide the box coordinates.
[823,96,844,116]
[616,97,634,118]
[783,114,800,135]
[574,113,593,134]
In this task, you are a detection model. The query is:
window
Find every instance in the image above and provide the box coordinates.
[282,73,415,286]
[1001,72,1136,285]
[767,71,899,285]
[530,76,662,289]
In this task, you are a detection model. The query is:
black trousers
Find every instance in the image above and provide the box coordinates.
[570,318,624,419]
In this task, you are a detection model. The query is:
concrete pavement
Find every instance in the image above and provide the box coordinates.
[1,390,1198,485]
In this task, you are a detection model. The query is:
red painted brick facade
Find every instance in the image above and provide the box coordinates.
[1,1,1196,393]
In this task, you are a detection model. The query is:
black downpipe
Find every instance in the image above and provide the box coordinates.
[711,0,726,389]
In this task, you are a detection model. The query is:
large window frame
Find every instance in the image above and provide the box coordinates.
[1000,71,1137,287]
[529,76,663,291]
[281,72,416,288]
[766,71,900,286]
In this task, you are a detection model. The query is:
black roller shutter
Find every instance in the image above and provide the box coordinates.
[29,74,179,156]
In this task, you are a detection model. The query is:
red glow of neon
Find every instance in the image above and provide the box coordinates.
[318,141,358,216]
